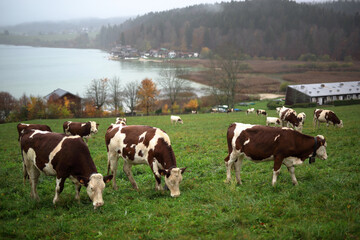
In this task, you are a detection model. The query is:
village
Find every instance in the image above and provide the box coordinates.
[108,45,199,61]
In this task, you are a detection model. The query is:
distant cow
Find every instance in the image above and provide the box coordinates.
[17,123,52,141]
[171,115,183,125]
[266,117,282,127]
[115,117,127,125]
[63,121,99,142]
[276,107,283,114]
[297,112,306,125]
[246,108,255,115]
[313,109,343,128]
[256,109,267,116]
[191,110,198,114]
[105,125,186,197]
[224,123,327,186]
[279,107,302,132]
[20,129,112,209]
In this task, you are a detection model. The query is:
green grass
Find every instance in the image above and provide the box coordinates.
[1,104,359,239]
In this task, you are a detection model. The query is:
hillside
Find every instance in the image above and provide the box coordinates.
[97,0,360,60]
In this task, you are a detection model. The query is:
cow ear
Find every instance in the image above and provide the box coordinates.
[103,175,113,184]
[77,176,89,186]
[159,169,168,176]
[180,167,187,174]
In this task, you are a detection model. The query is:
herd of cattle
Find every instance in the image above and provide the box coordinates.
[17,107,343,209]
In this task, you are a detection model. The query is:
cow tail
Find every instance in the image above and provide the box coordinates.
[107,158,110,175]
[23,162,28,185]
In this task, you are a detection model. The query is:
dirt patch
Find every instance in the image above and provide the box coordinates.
[258,93,285,100]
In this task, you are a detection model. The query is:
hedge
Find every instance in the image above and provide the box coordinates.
[332,99,360,106]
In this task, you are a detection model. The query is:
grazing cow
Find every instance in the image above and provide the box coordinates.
[20,129,112,209]
[170,115,183,125]
[17,123,52,141]
[266,117,282,127]
[191,110,198,114]
[105,125,186,197]
[279,107,302,132]
[227,108,234,114]
[63,121,99,142]
[256,109,267,116]
[276,107,283,114]
[224,123,327,186]
[297,112,306,125]
[115,117,127,125]
[313,109,343,128]
[246,108,255,115]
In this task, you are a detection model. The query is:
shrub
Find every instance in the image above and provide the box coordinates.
[332,99,360,106]
[280,82,290,92]
[267,100,284,110]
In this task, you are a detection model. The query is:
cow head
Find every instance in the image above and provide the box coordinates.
[78,173,113,209]
[336,120,343,128]
[178,119,184,124]
[159,167,186,197]
[315,135,327,160]
[89,121,99,134]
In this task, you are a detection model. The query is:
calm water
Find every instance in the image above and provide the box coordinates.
[0,45,205,98]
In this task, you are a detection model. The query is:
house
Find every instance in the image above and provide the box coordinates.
[44,88,82,115]
[285,81,360,105]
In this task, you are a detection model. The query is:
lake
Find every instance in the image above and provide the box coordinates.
[0,45,206,99]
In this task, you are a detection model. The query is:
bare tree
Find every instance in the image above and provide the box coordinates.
[86,78,109,110]
[158,63,189,111]
[109,77,122,114]
[209,45,249,108]
[123,81,139,116]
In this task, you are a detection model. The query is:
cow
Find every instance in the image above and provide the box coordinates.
[20,129,112,209]
[191,110,198,114]
[227,108,234,114]
[279,107,302,132]
[224,123,327,186]
[105,125,186,197]
[256,109,267,116]
[266,117,282,127]
[246,108,255,115]
[63,121,99,142]
[297,112,306,125]
[313,109,343,128]
[17,123,52,141]
[170,115,183,125]
[276,107,283,114]
[115,117,127,125]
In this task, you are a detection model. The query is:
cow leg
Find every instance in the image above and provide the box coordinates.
[225,152,238,183]
[23,152,40,200]
[108,151,119,190]
[151,161,163,191]
[53,178,65,205]
[272,157,283,186]
[283,159,298,185]
[123,161,138,190]
[234,156,244,185]
[74,183,81,201]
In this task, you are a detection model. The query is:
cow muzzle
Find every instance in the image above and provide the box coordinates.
[93,200,104,209]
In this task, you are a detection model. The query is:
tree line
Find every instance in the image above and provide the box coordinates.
[96,0,360,60]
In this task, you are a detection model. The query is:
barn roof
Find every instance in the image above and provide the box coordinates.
[288,81,360,97]
[44,88,81,100]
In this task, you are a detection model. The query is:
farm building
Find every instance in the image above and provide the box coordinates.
[285,81,360,105]
[44,88,82,116]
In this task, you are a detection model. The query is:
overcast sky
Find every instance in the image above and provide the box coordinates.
[0,0,323,26]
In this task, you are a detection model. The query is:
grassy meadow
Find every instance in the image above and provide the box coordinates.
[0,102,359,239]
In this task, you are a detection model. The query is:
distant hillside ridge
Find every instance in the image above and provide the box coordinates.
[96,0,360,60]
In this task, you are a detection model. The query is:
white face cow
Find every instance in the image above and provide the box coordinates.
[90,121,99,134]
[85,173,107,209]
[315,135,328,160]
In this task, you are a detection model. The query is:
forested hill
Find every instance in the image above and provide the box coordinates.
[97,0,360,60]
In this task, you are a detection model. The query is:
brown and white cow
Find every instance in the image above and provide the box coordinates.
[266,117,282,127]
[20,129,112,209]
[246,108,255,115]
[224,123,327,186]
[17,123,52,141]
[279,107,302,132]
[105,124,186,197]
[63,121,99,142]
[313,109,343,128]
[297,112,306,125]
[256,109,267,116]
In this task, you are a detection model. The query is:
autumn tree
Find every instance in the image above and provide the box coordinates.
[86,78,109,110]
[137,78,159,116]
[158,64,189,113]
[27,96,46,120]
[185,99,198,111]
[0,92,17,122]
[123,81,139,116]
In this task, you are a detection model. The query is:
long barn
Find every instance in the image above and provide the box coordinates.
[285,81,360,105]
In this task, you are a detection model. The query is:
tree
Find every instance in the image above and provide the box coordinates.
[185,99,198,111]
[137,78,159,116]
[123,81,139,116]
[27,96,46,120]
[109,77,122,115]
[0,92,17,122]
[86,78,109,110]
[158,64,189,113]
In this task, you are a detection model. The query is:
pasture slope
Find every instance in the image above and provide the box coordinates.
[0,103,359,239]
